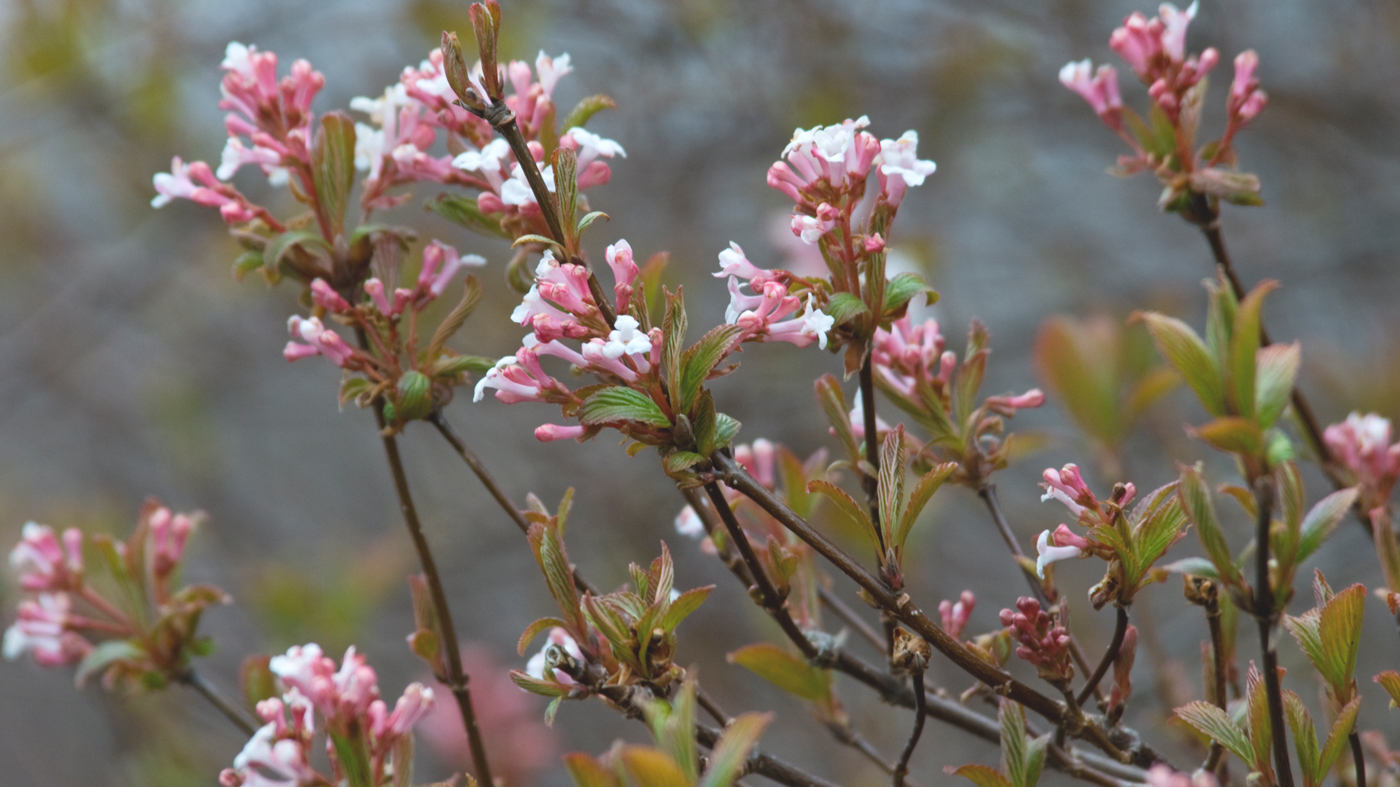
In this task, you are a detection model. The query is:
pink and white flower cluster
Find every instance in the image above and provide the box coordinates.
[1324,412,1400,511]
[938,590,976,640]
[153,42,327,227]
[6,524,97,667]
[220,644,435,787]
[1033,463,1137,577]
[717,243,834,350]
[476,242,663,442]
[871,316,1044,420]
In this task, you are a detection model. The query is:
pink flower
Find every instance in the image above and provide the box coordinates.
[606,240,638,313]
[1144,764,1217,787]
[269,644,380,723]
[9,523,83,592]
[791,203,837,244]
[985,388,1045,415]
[309,279,351,313]
[148,507,194,581]
[846,389,892,441]
[370,682,436,740]
[675,506,705,538]
[1040,463,1097,519]
[535,424,587,442]
[217,138,287,184]
[1109,12,1166,79]
[1157,2,1199,64]
[769,117,879,201]
[938,591,975,640]
[534,51,572,97]
[734,439,777,490]
[1000,597,1073,682]
[3,593,90,667]
[877,131,937,207]
[1035,529,1084,578]
[713,242,772,281]
[1059,60,1124,130]
[416,241,485,303]
[283,316,355,367]
[563,126,626,169]
[1325,412,1400,505]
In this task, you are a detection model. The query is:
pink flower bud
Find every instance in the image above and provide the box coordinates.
[310,279,350,313]
[535,423,587,442]
[864,233,886,254]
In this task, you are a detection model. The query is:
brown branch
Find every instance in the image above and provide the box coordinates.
[893,671,927,787]
[711,452,1151,768]
[1349,732,1366,787]
[1249,476,1294,787]
[819,585,887,653]
[1077,605,1129,708]
[429,409,597,596]
[1201,590,1228,773]
[859,353,883,533]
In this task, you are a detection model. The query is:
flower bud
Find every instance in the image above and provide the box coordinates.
[395,371,434,422]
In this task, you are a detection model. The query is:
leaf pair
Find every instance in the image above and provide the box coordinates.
[1175,663,1277,782]
[807,426,956,571]
[1139,275,1298,463]
[1283,573,1365,708]
[946,701,1049,787]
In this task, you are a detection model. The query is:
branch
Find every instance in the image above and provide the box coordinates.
[1200,589,1228,773]
[1349,732,1366,787]
[430,409,598,596]
[711,452,1151,767]
[819,584,886,654]
[858,353,883,531]
[179,669,257,737]
[1077,605,1129,708]
[1249,476,1294,787]
[893,671,927,787]
[695,722,845,787]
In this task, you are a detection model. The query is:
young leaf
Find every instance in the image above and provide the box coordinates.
[560,94,618,131]
[728,643,831,700]
[678,324,744,414]
[1177,464,1240,583]
[1316,583,1365,699]
[1175,701,1255,766]
[1317,696,1362,780]
[807,479,878,553]
[816,375,861,463]
[1138,312,1226,416]
[1227,280,1279,422]
[1254,342,1300,430]
[663,288,687,405]
[75,640,144,687]
[312,112,356,238]
[1296,487,1359,564]
[578,387,671,429]
[1281,690,1321,787]
[824,292,870,328]
[1000,700,1031,787]
[621,747,690,787]
[1375,671,1400,707]
[1033,315,1122,445]
[895,461,957,553]
[948,764,1015,787]
[877,427,908,547]
[517,616,568,656]
[1189,417,1263,458]
[425,194,511,240]
[698,712,773,787]
[883,272,936,315]
[564,753,624,787]
[659,586,712,632]
[1246,664,1273,774]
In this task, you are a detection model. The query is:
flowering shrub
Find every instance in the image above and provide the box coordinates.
[7,2,1400,787]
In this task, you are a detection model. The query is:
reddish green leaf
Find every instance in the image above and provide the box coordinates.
[1177,464,1240,583]
[1190,416,1263,457]
[807,479,878,554]
[564,752,622,787]
[517,616,568,656]
[1254,342,1300,430]
[621,746,690,787]
[815,375,860,465]
[1175,701,1255,766]
[560,94,618,132]
[1282,690,1320,787]
[698,711,772,787]
[1317,697,1362,781]
[896,461,958,551]
[1316,584,1365,698]
[1139,312,1225,416]
[728,644,830,701]
[946,764,1015,787]
[1375,671,1400,707]
[659,586,712,632]
[1246,664,1273,773]
[1297,487,1359,564]
[1033,315,1122,444]
[1227,280,1279,422]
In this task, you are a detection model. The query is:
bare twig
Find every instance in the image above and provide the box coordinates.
[893,671,927,787]
[819,585,886,653]
[1201,590,1228,773]
[1350,732,1367,787]
[695,722,844,787]
[1249,476,1293,787]
[1077,605,1130,708]
[180,669,257,737]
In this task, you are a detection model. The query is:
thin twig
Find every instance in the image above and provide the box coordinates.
[893,672,927,787]
[1249,476,1294,787]
[1202,592,1228,773]
[695,722,844,787]
[1349,732,1366,787]
[859,353,883,532]
[1077,605,1130,708]
[430,409,598,596]
[180,669,257,736]
[697,687,732,726]
[819,585,887,653]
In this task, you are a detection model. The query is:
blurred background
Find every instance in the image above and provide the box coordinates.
[2,0,1399,784]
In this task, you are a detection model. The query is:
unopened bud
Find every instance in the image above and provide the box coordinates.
[891,628,931,674]
[395,370,434,422]
[441,32,477,108]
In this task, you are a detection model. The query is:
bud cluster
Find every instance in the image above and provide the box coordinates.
[1000,597,1075,686]
[1323,412,1400,513]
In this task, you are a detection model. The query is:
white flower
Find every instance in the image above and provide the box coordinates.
[800,295,835,349]
[221,42,255,82]
[1035,530,1084,578]
[473,355,520,402]
[535,51,572,96]
[501,164,556,206]
[879,131,937,187]
[151,157,199,208]
[565,126,626,168]
[603,315,652,359]
[675,506,705,538]
[452,139,511,174]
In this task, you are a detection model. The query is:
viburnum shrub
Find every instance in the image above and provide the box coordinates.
[8,3,1400,787]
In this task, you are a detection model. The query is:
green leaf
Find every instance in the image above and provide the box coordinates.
[816,375,860,464]
[954,351,988,430]
[877,428,907,549]
[882,272,936,315]
[425,193,511,239]
[564,752,622,787]
[947,764,1015,787]
[622,747,690,787]
[1175,701,1255,766]
[1316,584,1365,696]
[727,644,830,701]
[663,451,707,475]
[679,324,744,414]
[1282,690,1321,787]
[75,639,144,687]
[560,94,618,132]
[1254,342,1300,430]
[328,728,375,787]
[263,230,331,277]
[710,413,742,454]
[432,354,497,378]
[339,377,372,408]
[896,461,957,552]
[1000,700,1031,787]
[576,210,609,234]
[517,616,568,656]
[1376,671,1400,707]
[1297,487,1359,564]
[660,586,712,632]
[698,712,773,787]
[663,288,687,409]
[1228,280,1278,422]
[312,112,356,239]
[1190,416,1263,457]
[510,669,572,699]
[824,292,869,327]
[1023,733,1050,787]
[232,250,265,282]
[578,387,672,428]
[1317,697,1362,781]
[1124,366,1181,424]
[240,654,278,711]
[1246,664,1273,773]
[1177,464,1240,583]
[807,479,878,555]
[1033,316,1122,445]
[1162,557,1221,578]
[1139,312,1225,416]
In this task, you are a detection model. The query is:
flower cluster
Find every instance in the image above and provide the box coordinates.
[1061,2,1268,211]
[4,502,228,689]
[219,644,434,787]
[717,243,835,350]
[1000,597,1074,686]
[1034,463,1139,578]
[938,590,976,640]
[153,42,328,228]
[1324,412,1399,513]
